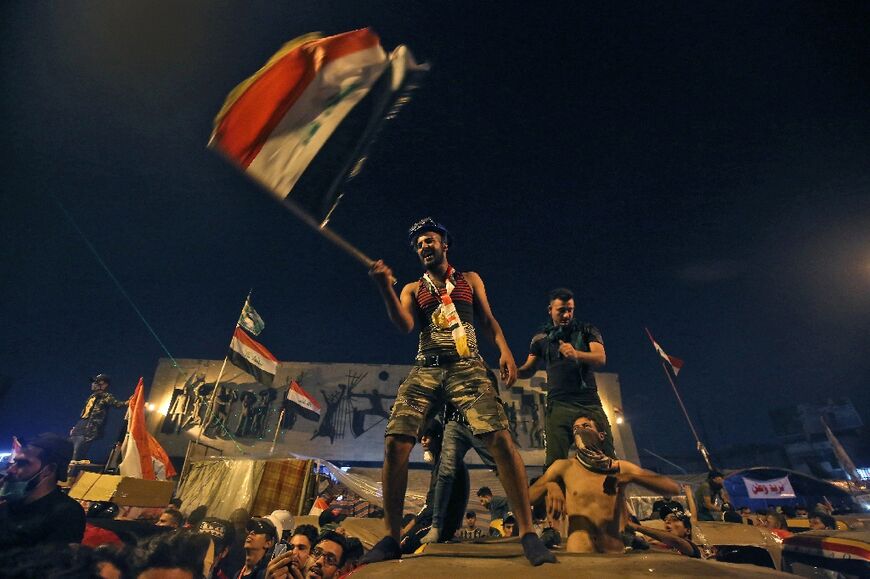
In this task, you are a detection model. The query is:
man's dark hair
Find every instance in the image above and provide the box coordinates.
[476,486,493,497]
[810,511,837,530]
[169,498,183,509]
[465,511,476,519]
[292,523,319,546]
[187,505,208,528]
[573,414,600,432]
[548,288,574,303]
[133,530,211,579]
[162,508,185,527]
[25,432,74,481]
[343,536,364,567]
[708,470,724,480]
[723,511,743,524]
[0,544,100,577]
[316,530,349,568]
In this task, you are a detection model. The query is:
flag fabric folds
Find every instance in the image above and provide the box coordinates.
[120,378,176,480]
[286,380,322,422]
[238,297,265,336]
[209,28,427,223]
[11,436,21,459]
[645,328,685,375]
[229,327,278,386]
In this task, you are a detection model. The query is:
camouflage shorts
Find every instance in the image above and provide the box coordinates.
[386,358,509,439]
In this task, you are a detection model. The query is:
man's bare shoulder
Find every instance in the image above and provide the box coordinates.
[401,280,421,295]
[547,458,573,476]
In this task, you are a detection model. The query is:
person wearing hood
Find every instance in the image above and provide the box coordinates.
[0,433,85,549]
[517,288,612,467]
[528,415,680,553]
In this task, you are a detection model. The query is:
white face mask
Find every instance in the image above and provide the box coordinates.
[422,450,435,464]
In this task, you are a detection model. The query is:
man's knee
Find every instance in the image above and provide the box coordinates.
[481,429,514,458]
[385,434,415,463]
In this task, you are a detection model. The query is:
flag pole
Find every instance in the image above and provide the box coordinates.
[657,360,714,471]
[196,291,251,446]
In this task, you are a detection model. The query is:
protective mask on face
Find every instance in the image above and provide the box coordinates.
[573,427,603,452]
[422,450,435,464]
[0,467,45,502]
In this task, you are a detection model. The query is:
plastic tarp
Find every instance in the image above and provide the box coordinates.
[176,458,265,519]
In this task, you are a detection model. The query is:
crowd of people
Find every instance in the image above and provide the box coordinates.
[2,217,858,577]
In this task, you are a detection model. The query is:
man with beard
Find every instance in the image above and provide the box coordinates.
[265,524,318,579]
[529,415,680,553]
[517,289,612,467]
[307,531,347,579]
[365,217,555,567]
[69,374,129,461]
[0,433,85,549]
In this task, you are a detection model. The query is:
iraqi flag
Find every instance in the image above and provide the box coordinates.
[287,380,322,421]
[229,326,278,386]
[119,378,177,480]
[645,328,685,376]
[208,28,428,223]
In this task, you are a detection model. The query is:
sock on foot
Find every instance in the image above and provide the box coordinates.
[521,533,557,566]
[420,526,440,544]
[360,535,402,564]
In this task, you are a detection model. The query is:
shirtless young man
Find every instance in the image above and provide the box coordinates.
[529,415,681,553]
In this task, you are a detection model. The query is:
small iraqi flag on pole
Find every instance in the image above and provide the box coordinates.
[645,328,685,376]
[208,28,427,225]
[286,380,322,421]
[229,326,279,386]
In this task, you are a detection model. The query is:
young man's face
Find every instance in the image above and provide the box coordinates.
[808,517,826,530]
[503,522,515,536]
[91,379,109,392]
[572,416,604,449]
[465,515,476,528]
[6,448,48,484]
[478,494,492,508]
[156,512,180,528]
[548,298,575,327]
[664,514,689,539]
[308,539,343,579]
[289,533,313,567]
[415,232,447,269]
[244,531,274,555]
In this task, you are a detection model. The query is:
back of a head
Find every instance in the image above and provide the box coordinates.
[26,432,74,482]
[343,536,364,566]
[134,529,210,579]
[810,511,837,530]
[187,505,208,528]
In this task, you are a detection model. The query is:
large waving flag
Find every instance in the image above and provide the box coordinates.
[286,380,322,421]
[120,378,177,480]
[645,328,685,376]
[229,326,278,386]
[208,28,427,223]
[821,417,860,482]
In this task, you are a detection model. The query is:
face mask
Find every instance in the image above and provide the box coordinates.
[573,427,602,452]
[0,467,45,502]
[422,450,435,464]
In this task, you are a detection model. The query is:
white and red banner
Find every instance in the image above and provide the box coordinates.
[645,328,684,375]
[743,476,795,499]
[287,380,321,422]
[120,378,176,480]
[208,28,426,222]
[229,326,278,386]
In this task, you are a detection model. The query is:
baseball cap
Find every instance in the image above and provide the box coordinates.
[246,517,277,541]
[198,517,236,552]
[90,374,111,384]
[265,509,294,539]
[407,217,452,248]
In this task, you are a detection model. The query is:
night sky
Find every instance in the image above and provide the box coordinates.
[2,1,868,466]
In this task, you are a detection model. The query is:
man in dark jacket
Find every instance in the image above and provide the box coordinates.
[0,433,86,548]
[69,374,128,461]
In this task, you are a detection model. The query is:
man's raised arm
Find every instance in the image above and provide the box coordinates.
[369,260,415,333]
[617,461,681,497]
